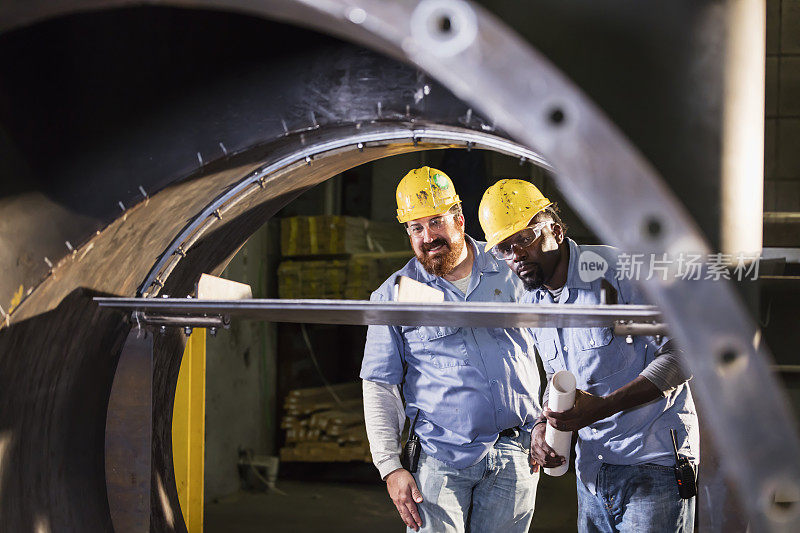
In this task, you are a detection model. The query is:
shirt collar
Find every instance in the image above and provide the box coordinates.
[471,235,502,274]
[412,234,500,282]
[533,237,590,299]
[564,238,593,290]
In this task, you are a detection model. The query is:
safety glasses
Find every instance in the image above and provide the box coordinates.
[406,213,457,237]
[490,222,548,260]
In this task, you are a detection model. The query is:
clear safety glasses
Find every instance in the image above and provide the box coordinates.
[406,213,457,237]
[490,221,548,260]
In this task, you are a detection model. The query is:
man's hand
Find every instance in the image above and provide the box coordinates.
[544,389,611,432]
[529,420,565,471]
[385,468,424,531]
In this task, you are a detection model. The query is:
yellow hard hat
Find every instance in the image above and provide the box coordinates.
[478,179,552,251]
[396,166,461,223]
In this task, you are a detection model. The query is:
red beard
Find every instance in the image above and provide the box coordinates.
[416,233,466,277]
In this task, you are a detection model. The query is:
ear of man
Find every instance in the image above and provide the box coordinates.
[533,204,567,242]
[551,222,565,244]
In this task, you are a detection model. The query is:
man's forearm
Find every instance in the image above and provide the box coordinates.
[603,375,662,418]
[362,379,406,479]
[544,375,664,432]
[543,344,683,431]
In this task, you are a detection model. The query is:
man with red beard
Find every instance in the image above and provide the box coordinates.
[361,167,541,532]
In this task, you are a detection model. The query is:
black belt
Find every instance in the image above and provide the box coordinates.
[499,427,520,438]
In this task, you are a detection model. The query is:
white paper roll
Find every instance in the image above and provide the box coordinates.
[544,370,577,477]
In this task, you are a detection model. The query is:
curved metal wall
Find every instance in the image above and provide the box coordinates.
[0,8,527,531]
[0,2,797,532]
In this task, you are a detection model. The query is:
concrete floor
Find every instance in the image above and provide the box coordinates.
[205,473,577,532]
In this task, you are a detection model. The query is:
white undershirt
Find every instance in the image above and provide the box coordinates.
[451,274,471,295]
[363,380,405,479]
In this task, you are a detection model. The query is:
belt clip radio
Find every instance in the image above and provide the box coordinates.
[401,410,421,473]
[670,428,697,499]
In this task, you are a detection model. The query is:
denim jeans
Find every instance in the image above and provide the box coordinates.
[410,432,539,533]
[577,463,695,533]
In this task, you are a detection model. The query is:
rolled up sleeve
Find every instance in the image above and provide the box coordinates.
[640,340,692,396]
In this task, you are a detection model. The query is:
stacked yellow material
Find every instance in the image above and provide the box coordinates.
[280,215,409,257]
[344,252,414,299]
[279,383,371,462]
[277,259,348,299]
[278,251,412,300]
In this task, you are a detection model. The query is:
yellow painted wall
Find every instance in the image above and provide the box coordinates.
[172,328,206,532]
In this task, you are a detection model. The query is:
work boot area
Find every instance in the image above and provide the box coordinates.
[1,2,798,533]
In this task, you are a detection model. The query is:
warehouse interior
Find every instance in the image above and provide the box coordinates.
[199,148,799,532]
[199,149,589,532]
[0,1,799,532]
[191,149,569,531]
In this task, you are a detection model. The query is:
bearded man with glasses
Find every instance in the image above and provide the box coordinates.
[361,167,541,532]
[479,179,699,533]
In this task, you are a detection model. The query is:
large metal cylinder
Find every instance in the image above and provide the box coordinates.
[0,2,796,532]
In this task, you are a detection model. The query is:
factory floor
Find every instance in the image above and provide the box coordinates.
[205,473,577,532]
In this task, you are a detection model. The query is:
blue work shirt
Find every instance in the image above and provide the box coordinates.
[522,238,699,494]
[361,235,541,469]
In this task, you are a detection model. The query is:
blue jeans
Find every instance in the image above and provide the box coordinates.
[410,433,539,533]
[577,463,695,533]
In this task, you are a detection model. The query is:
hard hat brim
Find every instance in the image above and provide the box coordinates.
[483,203,551,251]
[396,196,461,223]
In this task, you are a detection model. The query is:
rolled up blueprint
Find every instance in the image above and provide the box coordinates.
[544,370,577,477]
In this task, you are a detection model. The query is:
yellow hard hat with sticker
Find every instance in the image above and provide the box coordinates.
[478,179,551,251]
[395,166,461,223]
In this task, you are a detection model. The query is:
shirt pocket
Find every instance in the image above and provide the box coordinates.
[405,326,470,368]
[574,327,631,384]
[537,338,563,374]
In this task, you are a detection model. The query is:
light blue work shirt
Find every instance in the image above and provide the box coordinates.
[522,238,699,495]
[361,235,541,469]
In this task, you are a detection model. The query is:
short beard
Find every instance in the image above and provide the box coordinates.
[416,232,466,277]
[520,264,545,291]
